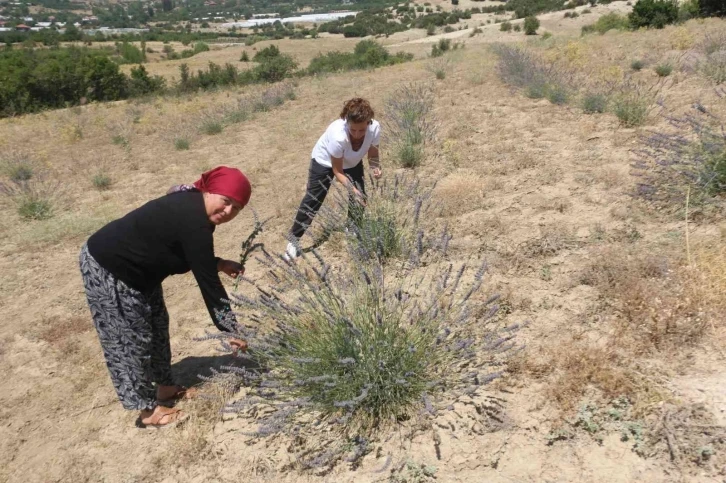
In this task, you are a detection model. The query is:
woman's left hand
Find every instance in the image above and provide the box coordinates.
[217,259,244,278]
[371,167,382,179]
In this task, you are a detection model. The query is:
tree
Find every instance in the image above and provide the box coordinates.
[629,0,678,28]
[699,0,726,17]
[524,15,540,34]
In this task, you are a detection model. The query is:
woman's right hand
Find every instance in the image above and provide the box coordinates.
[229,338,248,355]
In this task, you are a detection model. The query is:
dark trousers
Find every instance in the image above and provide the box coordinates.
[290,159,366,239]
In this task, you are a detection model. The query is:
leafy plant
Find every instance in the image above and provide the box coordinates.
[92,172,112,191]
[174,137,190,150]
[582,92,608,113]
[524,16,540,35]
[654,62,673,77]
[0,175,61,221]
[631,59,645,71]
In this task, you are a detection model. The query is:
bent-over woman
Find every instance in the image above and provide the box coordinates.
[80,166,249,428]
[285,98,382,260]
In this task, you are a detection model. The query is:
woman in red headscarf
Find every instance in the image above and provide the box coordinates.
[80,166,250,428]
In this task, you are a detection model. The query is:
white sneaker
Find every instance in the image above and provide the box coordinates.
[283,241,300,262]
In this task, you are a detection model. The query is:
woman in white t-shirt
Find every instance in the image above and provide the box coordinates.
[285,98,382,260]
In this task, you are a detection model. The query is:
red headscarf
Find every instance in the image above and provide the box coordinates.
[193,166,252,207]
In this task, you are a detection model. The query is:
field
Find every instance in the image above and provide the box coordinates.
[1,4,725,482]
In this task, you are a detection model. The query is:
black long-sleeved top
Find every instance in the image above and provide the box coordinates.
[87,191,234,331]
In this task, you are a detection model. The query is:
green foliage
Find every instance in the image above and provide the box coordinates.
[240,51,250,62]
[524,16,540,34]
[128,65,166,97]
[431,38,452,57]
[500,21,513,31]
[654,62,673,77]
[384,83,436,169]
[174,138,190,150]
[92,172,112,191]
[306,40,413,75]
[253,54,298,82]
[613,93,649,127]
[678,0,700,21]
[200,120,224,135]
[629,0,679,29]
[582,92,608,113]
[631,59,645,70]
[115,41,145,64]
[253,44,281,62]
[509,0,567,18]
[581,12,630,34]
[546,83,569,104]
[0,47,128,117]
[18,197,53,220]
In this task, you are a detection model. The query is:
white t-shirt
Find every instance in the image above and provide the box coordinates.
[311,118,381,170]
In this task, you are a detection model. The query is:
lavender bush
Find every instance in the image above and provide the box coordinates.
[293,174,450,264]
[0,174,62,220]
[632,103,726,212]
[383,83,437,168]
[207,251,515,436]
[492,44,574,104]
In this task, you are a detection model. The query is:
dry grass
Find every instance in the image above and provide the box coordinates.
[579,243,724,351]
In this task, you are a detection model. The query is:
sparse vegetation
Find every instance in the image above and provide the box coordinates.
[631,59,645,71]
[383,83,437,168]
[92,172,112,191]
[654,62,673,77]
[582,92,608,113]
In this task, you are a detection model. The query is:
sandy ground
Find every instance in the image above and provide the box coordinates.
[1,10,725,483]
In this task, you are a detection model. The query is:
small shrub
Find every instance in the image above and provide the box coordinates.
[541,31,552,40]
[444,25,455,33]
[654,62,673,77]
[582,92,608,113]
[174,137,190,150]
[384,83,437,169]
[582,12,630,35]
[431,38,452,58]
[631,59,645,71]
[92,172,112,191]
[613,94,649,127]
[500,21,512,32]
[240,51,250,62]
[470,27,483,37]
[524,16,540,35]
[0,176,60,221]
[111,135,128,146]
[546,83,569,104]
[252,44,281,62]
[2,156,34,182]
[513,24,522,32]
[426,25,436,36]
[200,120,223,135]
[427,57,451,80]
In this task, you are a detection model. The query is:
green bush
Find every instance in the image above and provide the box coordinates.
[174,138,190,150]
[128,65,165,97]
[582,92,608,113]
[509,0,569,18]
[384,83,436,169]
[240,51,250,62]
[200,120,223,135]
[18,197,53,220]
[431,38,452,57]
[581,12,630,35]
[654,62,673,77]
[514,24,522,31]
[253,54,298,82]
[306,41,413,75]
[613,93,649,127]
[253,44,281,62]
[0,177,58,221]
[524,16,540,35]
[115,41,145,64]
[546,84,569,104]
[500,21,513,31]
[629,0,679,29]
[398,141,424,168]
[631,59,645,71]
[92,172,112,190]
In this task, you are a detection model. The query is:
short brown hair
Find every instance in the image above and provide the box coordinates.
[340,98,374,124]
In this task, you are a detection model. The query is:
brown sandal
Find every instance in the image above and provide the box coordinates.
[135,408,186,429]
